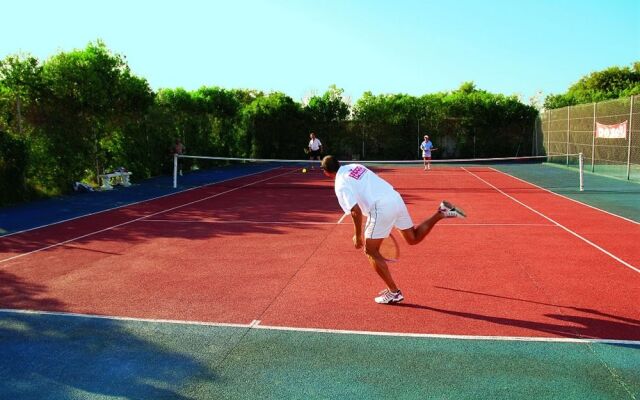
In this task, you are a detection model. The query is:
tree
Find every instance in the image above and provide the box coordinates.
[242,92,304,158]
[0,55,43,136]
[304,85,350,123]
[544,62,640,109]
[33,41,153,187]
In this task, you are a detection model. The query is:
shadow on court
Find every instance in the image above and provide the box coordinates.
[0,269,226,399]
[0,172,346,258]
[395,300,640,342]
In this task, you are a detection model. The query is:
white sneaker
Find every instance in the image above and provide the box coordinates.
[438,200,466,218]
[375,289,404,304]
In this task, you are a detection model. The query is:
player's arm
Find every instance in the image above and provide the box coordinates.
[350,204,364,249]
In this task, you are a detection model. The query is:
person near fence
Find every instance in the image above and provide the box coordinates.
[308,132,323,168]
[172,139,186,176]
[419,135,437,171]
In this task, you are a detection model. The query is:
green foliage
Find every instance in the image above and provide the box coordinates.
[35,41,153,184]
[242,92,304,158]
[0,130,28,204]
[0,41,541,206]
[353,85,537,159]
[544,62,640,109]
[0,42,154,204]
[304,85,350,123]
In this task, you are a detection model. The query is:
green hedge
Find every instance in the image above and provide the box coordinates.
[0,130,27,205]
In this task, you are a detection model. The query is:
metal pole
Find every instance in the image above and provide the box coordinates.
[417,118,421,159]
[534,116,538,156]
[547,110,551,154]
[627,95,634,180]
[591,102,596,172]
[579,152,584,191]
[361,124,365,160]
[173,154,178,188]
[566,106,570,165]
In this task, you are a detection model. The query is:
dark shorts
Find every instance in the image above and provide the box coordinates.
[309,150,321,159]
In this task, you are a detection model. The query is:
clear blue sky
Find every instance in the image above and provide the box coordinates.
[2,0,638,105]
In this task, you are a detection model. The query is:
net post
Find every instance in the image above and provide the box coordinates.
[173,154,178,188]
[579,152,584,191]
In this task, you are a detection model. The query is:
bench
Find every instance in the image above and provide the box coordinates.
[99,171,132,190]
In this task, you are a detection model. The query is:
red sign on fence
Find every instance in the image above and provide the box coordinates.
[595,121,628,139]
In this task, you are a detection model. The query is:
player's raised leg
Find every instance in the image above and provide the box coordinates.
[399,200,466,245]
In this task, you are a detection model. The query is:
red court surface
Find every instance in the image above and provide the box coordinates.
[1,167,638,341]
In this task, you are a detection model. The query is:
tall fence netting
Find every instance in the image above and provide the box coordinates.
[539,95,639,181]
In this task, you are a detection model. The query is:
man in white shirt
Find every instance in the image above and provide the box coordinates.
[321,155,465,304]
[308,132,323,168]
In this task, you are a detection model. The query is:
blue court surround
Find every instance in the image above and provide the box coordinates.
[0,164,281,236]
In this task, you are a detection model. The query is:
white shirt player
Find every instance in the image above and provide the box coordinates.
[309,137,322,151]
[334,164,397,216]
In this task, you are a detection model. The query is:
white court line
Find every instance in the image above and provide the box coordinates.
[0,308,252,328]
[140,219,344,225]
[1,308,637,346]
[489,167,639,225]
[463,167,639,274]
[0,170,296,266]
[0,166,284,239]
[140,219,555,227]
[252,321,640,346]
[337,213,349,224]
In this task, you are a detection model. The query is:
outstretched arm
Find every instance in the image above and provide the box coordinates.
[350,204,364,249]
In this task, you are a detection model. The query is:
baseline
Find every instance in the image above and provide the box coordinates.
[1,308,637,346]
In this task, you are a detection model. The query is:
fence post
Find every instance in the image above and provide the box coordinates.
[361,124,365,160]
[417,118,421,159]
[547,110,551,154]
[627,95,634,180]
[591,102,596,172]
[566,106,570,164]
[531,117,542,156]
[579,152,584,191]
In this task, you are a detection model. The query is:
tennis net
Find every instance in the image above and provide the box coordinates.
[172,153,585,191]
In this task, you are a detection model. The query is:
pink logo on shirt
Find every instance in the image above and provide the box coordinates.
[348,166,367,180]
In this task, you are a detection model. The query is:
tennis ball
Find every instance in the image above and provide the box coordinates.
[302,168,307,173]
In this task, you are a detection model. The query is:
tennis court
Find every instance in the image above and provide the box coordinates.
[1,158,639,399]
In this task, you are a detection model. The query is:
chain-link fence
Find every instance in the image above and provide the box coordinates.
[307,117,535,162]
[538,95,639,181]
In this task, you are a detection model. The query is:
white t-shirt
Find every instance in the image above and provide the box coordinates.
[309,138,322,151]
[334,164,397,216]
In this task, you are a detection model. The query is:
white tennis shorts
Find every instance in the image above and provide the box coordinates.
[364,191,414,239]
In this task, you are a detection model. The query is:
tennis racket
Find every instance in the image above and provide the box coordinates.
[379,233,400,262]
[303,147,310,154]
